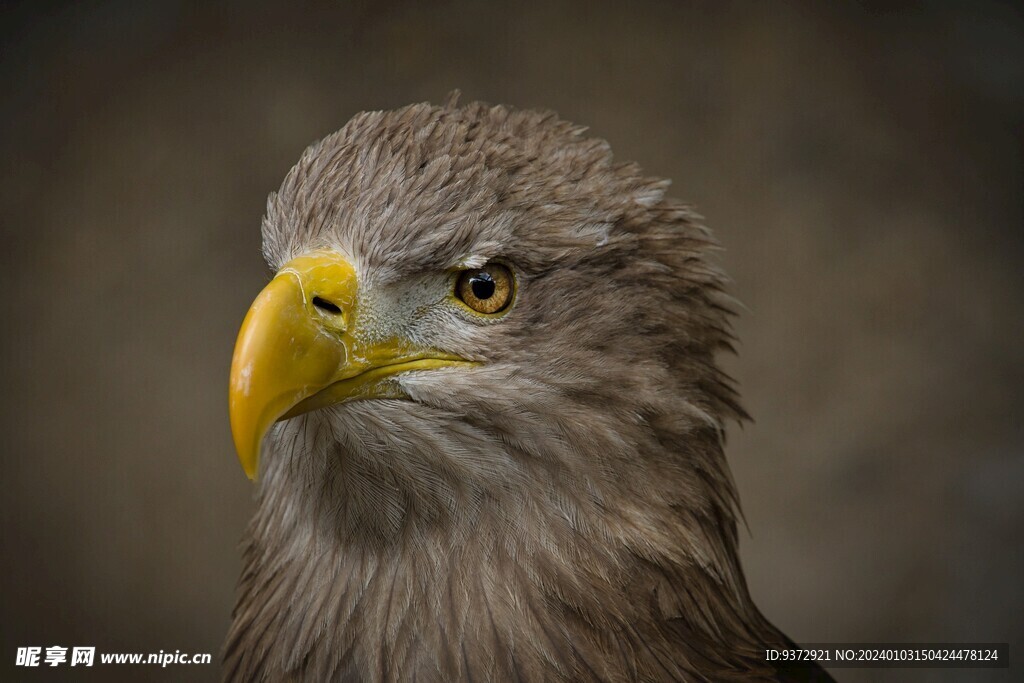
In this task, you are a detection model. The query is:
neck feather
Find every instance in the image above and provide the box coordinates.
[224,414,786,682]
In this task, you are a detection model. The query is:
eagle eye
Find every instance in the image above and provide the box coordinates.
[455,264,514,315]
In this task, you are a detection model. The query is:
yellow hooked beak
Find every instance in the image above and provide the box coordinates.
[228,250,475,479]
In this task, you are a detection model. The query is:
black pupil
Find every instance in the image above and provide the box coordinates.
[470,272,496,300]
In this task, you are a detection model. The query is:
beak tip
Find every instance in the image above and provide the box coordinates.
[229,406,260,481]
[231,428,260,482]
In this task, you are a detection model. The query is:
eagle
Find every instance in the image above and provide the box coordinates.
[224,97,834,682]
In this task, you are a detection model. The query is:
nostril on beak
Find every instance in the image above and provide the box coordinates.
[312,296,342,315]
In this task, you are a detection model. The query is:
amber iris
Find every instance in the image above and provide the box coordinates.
[456,263,514,314]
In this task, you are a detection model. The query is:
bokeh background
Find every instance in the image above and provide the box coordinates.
[1,1,1021,681]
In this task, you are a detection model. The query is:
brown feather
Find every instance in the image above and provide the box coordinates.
[224,98,833,682]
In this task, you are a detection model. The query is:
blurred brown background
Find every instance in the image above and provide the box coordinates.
[1,1,1021,681]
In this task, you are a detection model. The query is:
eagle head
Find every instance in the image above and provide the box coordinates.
[223,99,826,683]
